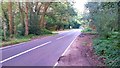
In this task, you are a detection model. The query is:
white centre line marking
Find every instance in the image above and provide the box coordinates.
[56,36,65,40]
[56,33,72,40]
[0,41,52,63]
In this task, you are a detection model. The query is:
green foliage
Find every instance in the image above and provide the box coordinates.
[29,28,52,35]
[0,37,30,47]
[45,15,57,30]
[1,32,54,47]
[82,27,92,32]
[40,29,52,35]
[1,2,78,46]
[85,2,120,66]
[29,13,40,35]
[85,2,119,35]
[46,2,78,30]
[93,32,120,66]
[81,27,98,35]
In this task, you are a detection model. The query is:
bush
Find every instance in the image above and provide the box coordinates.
[93,32,120,66]
[40,29,52,35]
[82,27,92,32]
[0,36,2,41]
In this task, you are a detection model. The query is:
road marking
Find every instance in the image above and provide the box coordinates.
[53,33,79,67]
[0,46,11,50]
[0,33,71,50]
[53,62,58,68]
[0,41,52,63]
[61,35,78,56]
[56,33,72,40]
[0,42,26,50]
[56,36,65,40]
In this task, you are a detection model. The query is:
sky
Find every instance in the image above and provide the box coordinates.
[73,0,87,14]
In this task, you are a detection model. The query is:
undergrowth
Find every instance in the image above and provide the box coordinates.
[93,32,120,66]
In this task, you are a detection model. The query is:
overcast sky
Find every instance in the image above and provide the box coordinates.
[73,0,87,14]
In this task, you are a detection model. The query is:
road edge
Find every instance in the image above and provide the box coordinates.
[53,33,80,67]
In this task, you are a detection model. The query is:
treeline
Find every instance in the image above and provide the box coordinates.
[0,2,78,41]
[85,2,120,66]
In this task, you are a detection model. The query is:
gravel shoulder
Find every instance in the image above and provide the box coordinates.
[57,33,103,66]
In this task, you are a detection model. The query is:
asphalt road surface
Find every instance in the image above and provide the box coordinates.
[1,29,81,66]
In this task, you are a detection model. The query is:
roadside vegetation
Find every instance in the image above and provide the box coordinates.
[0,2,80,47]
[83,2,120,66]
[1,1,119,66]
[1,33,56,47]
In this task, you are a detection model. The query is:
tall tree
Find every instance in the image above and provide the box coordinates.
[8,2,13,38]
[18,2,25,35]
[1,2,7,40]
[25,2,29,36]
[39,2,50,28]
[85,2,120,66]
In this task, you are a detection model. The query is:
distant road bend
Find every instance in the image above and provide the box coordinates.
[1,29,81,66]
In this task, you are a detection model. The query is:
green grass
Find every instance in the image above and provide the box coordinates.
[82,27,120,66]
[0,33,56,47]
[1,38,30,47]
[93,32,120,66]
[81,27,98,35]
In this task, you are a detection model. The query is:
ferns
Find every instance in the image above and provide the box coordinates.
[93,32,120,66]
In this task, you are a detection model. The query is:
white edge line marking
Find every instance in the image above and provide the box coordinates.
[0,41,52,63]
[0,42,26,50]
[53,62,58,68]
[53,34,79,67]
[61,35,78,56]
[0,46,11,50]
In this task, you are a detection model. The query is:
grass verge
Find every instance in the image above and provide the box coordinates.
[0,33,57,47]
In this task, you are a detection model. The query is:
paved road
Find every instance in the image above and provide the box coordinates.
[1,29,81,66]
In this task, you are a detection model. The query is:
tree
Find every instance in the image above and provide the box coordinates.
[1,2,78,40]
[45,2,77,30]
[85,2,119,36]
[39,2,51,28]
[85,2,120,66]
[8,2,13,38]
[25,2,29,36]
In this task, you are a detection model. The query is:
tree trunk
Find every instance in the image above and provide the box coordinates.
[39,2,50,28]
[37,4,42,15]
[18,2,25,35]
[25,2,29,36]
[8,2,13,38]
